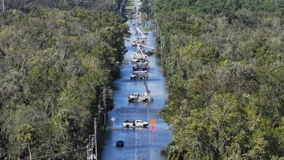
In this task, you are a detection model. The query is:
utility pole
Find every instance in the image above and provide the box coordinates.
[2,0,4,13]
[94,118,97,160]
[87,118,97,160]
[103,87,107,128]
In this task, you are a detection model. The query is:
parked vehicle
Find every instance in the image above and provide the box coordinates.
[128,93,152,102]
[128,80,153,102]
[131,38,146,46]
[122,120,148,128]
[133,63,149,71]
[131,57,149,63]
[116,140,124,147]
[130,71,148,80]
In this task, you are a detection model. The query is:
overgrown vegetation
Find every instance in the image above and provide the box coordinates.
[0,7,129,160]
[122,0,134,18]
[140,0,284,159]
[3,0,123,12]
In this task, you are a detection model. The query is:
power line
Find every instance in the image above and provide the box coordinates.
[20,146,87,160]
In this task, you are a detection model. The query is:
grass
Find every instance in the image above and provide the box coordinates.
[123,0,135,17]
[125,0,134,7]
[141,13,150,32]
[125,5,133,10]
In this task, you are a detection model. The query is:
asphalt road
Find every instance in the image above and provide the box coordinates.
[100,1,172,159]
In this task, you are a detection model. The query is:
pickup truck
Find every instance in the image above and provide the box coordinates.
[128,92,153,102]
[130,72,148,80]
[122,120,148,128]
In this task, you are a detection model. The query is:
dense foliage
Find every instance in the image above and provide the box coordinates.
[2,0,122,12]
[0,9,129,159]
[143,0,284,159]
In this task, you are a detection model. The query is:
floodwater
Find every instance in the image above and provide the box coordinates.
[100,0,172,159]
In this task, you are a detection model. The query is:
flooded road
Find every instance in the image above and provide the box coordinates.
[100,1,172,159]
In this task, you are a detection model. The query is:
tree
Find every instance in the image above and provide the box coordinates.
[17,124,35,160]
[154,0,284,159]
[0,9,129,159]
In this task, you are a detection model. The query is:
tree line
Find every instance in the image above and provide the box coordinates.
[2,0,123,12]
[140,0,284,159]
[0,5,129,160]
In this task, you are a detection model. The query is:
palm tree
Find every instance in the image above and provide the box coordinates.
[17,124,35,160]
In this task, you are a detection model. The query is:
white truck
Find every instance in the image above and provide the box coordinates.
[130,71,148,80]
[128,93,153,102]
[131,51,148,62]
[131,44,151,63]
[131,38,146,46]
[128,80,153,102]
[122,120,148,128]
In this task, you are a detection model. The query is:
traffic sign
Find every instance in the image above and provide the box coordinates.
[150,119,156,125]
